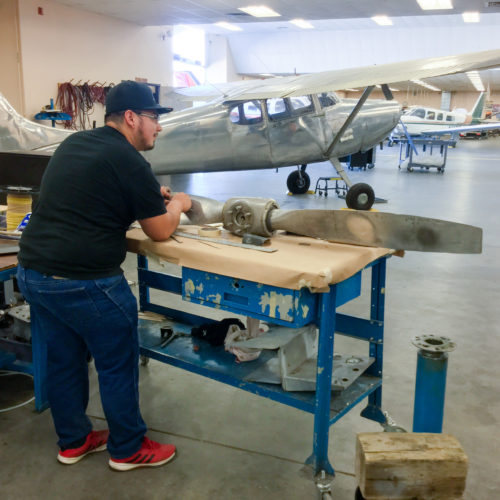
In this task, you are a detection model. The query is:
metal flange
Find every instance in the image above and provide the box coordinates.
[411,334,456,353]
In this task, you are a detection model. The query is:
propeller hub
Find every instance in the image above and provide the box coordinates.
[222,197,278,237]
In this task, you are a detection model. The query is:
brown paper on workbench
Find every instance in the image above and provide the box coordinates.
[126,226,395,292]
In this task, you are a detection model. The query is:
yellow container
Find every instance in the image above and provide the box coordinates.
[6,193,32,231]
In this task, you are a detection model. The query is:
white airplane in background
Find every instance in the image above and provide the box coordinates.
[391,92,486,138]
[2,49,500,211]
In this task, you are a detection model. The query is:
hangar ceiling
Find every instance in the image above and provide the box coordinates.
[51,0,500,91]
[52,0,500,26]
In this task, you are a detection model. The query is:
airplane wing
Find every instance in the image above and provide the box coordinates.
[176,49,500,101]
[421,122,500,136]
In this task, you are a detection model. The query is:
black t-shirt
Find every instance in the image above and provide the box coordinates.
[18,126,166,279]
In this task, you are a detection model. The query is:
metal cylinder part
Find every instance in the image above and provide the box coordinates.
[222,197,278,237]
[411,334,456,433]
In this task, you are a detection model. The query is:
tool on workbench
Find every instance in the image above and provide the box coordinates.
[174,230,277,252]
[158,326,191,348]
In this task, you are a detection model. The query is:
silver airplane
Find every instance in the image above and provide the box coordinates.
[2,49,500,211]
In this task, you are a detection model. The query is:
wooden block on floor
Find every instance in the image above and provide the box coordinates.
[355,432,468,500]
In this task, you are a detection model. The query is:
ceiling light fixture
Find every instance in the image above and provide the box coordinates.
[416,0,453,10]
[238,5,281,17]
[466,71,485,91]
[462,11,480,23]
[290,19,314,29]
[411,79,441,91]
[214,21,243,31]
[371,15,393,26]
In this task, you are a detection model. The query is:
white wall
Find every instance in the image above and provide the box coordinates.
[205,34,240,84]
[226,17,500,75]
[0,0,24,112]
[18,0,173,125]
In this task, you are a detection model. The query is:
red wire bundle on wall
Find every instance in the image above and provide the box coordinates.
[56,81,113,129]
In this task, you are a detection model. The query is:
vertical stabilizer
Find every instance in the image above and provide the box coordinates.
[470,92,486,123]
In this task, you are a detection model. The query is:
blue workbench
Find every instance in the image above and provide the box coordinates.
[136,250,388,478]
[0,263,48,411]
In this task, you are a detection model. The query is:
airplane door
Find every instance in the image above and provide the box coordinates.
[266,96,326,167]
[229,101,272,170]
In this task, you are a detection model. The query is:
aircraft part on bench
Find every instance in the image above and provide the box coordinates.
[232,325,373,391]
[180,195,482,254]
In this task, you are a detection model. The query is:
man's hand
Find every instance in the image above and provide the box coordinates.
[169,192,192,212]
[160,185,172,207]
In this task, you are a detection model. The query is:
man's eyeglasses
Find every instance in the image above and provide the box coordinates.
[135,111,160,123]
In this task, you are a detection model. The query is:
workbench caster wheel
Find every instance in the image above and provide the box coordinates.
[437,167,444,173]
[407,166,414,172]
[355,487,366,500]
[140,355,149,366]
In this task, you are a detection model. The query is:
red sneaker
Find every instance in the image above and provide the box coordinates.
[57,430,109,465]
[108,437,176,471]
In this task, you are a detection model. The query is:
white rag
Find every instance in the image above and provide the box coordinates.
[224,316,262,362]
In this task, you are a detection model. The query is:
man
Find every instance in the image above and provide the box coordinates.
[16,80,191,471]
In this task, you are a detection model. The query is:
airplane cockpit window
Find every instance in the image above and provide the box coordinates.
[409,108,426,119]
[290,95,314,115]
[446,115,454,122]
[266,98,291,121]
[426,111,436,120]
[318,92,337,108]
[229,101,263,125]
[437,113,443,121]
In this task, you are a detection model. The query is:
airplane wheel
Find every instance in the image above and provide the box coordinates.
[287,170,310,194]
[346,183,375,211]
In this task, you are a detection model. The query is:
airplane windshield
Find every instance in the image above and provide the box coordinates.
[317,92,337,108]
[290,95,314,114]
[266,98,291,121]
[229,101,263,125]
[408,108,425,118]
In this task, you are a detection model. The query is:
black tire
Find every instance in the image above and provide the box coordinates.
[345,183,375,210]
[355,487,366,500]
[287,170,310,194]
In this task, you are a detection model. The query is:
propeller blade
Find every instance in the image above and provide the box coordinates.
[269,209,482,254]
[179,195,224,225]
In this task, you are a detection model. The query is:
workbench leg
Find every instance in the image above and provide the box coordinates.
[361,259,386,423]
[30,309,49,412]
[305,286,337,476]
[137,254,150,311]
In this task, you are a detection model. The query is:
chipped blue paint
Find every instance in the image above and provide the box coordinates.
[184,279,195,296]
[259,291,294,321]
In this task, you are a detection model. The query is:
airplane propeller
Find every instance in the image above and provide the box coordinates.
[180,195,482,254]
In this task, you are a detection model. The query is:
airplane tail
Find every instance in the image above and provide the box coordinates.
[470,92,486,123]
[0,92,71,152]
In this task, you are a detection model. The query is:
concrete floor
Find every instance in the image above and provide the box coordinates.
[1,137,500,499]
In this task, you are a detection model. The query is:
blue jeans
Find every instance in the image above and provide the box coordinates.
[16,266,147,458]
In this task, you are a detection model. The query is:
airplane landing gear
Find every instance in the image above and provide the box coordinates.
[287,165,310,194]
[346,183,375,211]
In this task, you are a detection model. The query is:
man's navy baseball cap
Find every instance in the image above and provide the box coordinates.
[105,80,172,114]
